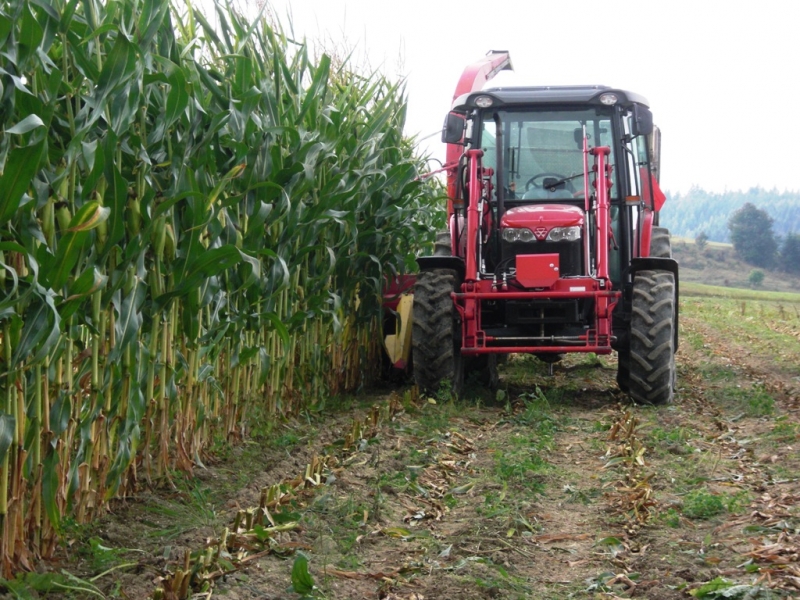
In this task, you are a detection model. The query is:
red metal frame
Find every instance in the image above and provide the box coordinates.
[452,130,621,356]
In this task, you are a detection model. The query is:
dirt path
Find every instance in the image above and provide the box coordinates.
[5,299,800,600]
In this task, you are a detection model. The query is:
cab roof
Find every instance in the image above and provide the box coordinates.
[452,85,649,111]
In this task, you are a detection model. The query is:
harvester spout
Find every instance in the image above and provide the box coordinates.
[451,50,514,106]
[446,51,514,210]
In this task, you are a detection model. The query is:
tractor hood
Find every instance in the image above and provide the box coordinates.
[500,205,584,237]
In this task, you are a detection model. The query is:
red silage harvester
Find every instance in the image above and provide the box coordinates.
[387,51,678,404]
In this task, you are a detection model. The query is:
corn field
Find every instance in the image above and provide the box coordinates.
[0,0,439,574]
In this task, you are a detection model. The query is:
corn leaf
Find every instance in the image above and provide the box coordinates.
[6,114,45,135]
[11,293,61,367]
[0,140,46,226]
[290,553,315,595]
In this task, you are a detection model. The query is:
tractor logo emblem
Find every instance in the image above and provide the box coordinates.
[534,227,548,240]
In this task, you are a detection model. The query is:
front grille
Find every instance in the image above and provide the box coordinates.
[501,240,583,276]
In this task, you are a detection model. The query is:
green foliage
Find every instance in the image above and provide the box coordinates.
[0,415,13,466]
[681,281,800,302]
[779,232,800,275]
[82,537,134,572]
[748,269,765,287]
[661,508,681,528]
[682,489,726,520]
[743,386,775,417]
[493,444,548,493]
[0,570,108,599]
[0,0,441,572]
[728,203,778,268]
[487,391,556,495]
[695,231,709,250]
[650,425,691,443]
[690,577,775,598]
[769,418,799,442]
[143,481,219,540]
[710,383,775,417]
[290,553,317,598]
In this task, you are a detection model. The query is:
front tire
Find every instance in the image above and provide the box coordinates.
[412,269,463,396]
[616,350,630,394]
[628,270,676,404]
[618,226,674,397]
[468,354,499,391]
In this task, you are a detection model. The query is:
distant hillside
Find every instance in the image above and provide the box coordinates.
[672,237,800,294]
[660,186,800,243]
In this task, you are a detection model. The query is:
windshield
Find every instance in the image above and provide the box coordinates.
[480,108,616,200]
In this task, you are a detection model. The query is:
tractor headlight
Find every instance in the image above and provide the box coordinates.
[599,92,619,105]
[501,227,536,243]
[546,226,581,242]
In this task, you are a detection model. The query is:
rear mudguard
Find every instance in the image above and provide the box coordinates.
[415,256,466,281]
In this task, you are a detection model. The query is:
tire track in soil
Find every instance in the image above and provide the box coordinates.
[28,305,800,599]
[209,374,667,599]
[681,311,800,409]
[624,312,800,598]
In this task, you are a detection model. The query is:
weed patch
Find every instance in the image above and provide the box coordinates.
[710,383,775,417]
[769,417,800,442]
[682,489,726,520]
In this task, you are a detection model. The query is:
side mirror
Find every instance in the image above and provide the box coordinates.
[442,112,467,144]
[573,127,584,148]
[631,104,653,137]
[648,126,661,182]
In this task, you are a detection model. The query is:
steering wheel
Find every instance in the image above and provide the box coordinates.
[525,172,574,192]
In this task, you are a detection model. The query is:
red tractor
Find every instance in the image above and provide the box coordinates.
[403,51,678,404]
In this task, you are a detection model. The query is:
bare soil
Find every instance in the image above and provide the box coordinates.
[3,297,800,600]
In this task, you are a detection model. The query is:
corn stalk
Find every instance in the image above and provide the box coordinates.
[0,0,440,575]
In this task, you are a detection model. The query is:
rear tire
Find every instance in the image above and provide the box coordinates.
[650,226,672,259]
[628,270,676,404]
[412,270,463,396]
[434,230,452,257]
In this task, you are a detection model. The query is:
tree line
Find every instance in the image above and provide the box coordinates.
[662,186,800,244]
[718,203,800,274]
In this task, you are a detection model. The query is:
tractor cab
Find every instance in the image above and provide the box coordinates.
[443,86,661,290]
[403,52,678,405]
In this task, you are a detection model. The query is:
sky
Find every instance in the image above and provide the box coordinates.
[264,0,800,194]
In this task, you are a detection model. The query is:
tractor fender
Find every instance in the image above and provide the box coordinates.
[415,256,466,282]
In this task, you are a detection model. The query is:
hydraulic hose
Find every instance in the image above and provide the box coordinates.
[494,112,504,263]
